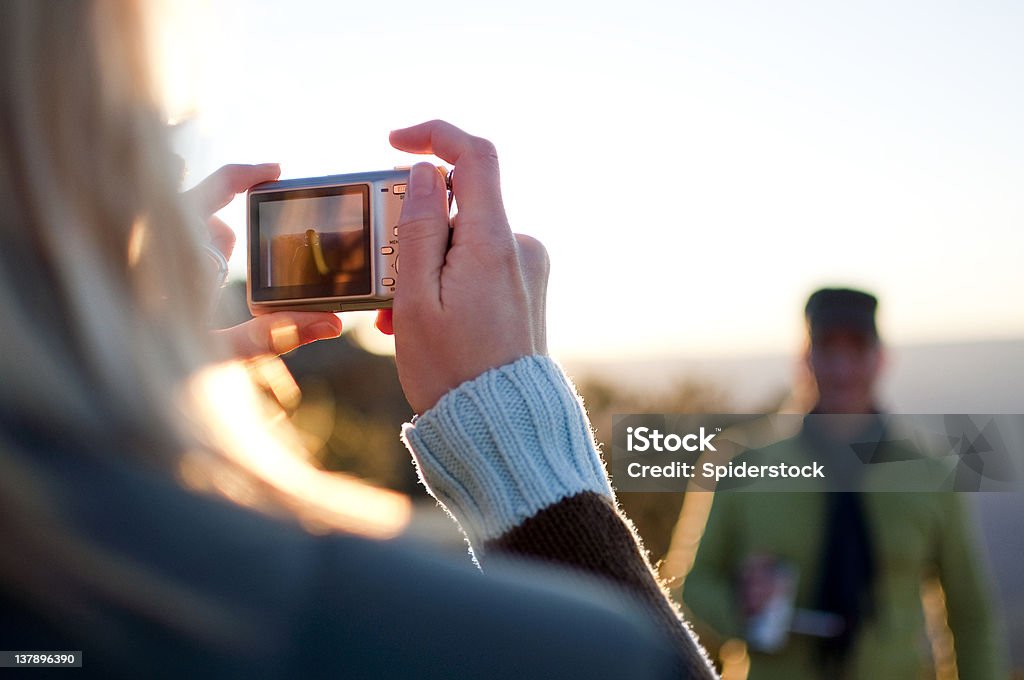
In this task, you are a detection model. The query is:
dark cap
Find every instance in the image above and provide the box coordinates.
[805,288,879,340]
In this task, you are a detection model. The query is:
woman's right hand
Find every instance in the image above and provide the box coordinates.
[375,120,549,414]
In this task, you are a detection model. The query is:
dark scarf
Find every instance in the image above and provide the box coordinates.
[800,413,879,671]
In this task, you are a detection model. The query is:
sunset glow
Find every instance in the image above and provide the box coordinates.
[171,0,1023,361]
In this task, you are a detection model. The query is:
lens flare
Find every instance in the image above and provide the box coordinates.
[127,216,148,267]
[184,360,411,539]
[268,322,301,356]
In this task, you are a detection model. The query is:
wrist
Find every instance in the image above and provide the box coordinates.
[401,355,613,553]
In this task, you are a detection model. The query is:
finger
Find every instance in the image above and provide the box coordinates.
[184,163,281,216]
[214,312,342,358]
[390,120,508,234]
[514,233,549,354]
[375,309,394,335]
[393,163,449,307]
[207,215,236,260]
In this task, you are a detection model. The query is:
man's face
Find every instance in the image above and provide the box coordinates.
[806,329,883,414]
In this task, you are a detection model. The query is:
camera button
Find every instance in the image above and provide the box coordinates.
[380,246,395,255]
[382,278,395,287]
[392,184,407,195]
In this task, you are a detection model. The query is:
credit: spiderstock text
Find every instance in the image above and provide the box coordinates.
[610,414,1024,493]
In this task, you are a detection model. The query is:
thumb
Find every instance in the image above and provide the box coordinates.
[215,312,342,358]
[395,163,449,307]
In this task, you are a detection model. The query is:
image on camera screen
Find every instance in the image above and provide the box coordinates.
[252,185,371,300]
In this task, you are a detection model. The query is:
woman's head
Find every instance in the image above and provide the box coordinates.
[0,0,216,453]
[0,4,408,637]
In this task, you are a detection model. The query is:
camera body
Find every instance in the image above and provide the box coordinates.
[247,169,407,313]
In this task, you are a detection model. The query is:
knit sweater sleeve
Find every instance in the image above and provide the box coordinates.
[401,355,717,679]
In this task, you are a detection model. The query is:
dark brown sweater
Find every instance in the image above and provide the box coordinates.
[402,355,718,678]
[489,492,717,678]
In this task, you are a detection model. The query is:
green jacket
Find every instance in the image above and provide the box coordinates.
[683,435,1008,679]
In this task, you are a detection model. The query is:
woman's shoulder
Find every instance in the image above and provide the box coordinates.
[7,442,685,679]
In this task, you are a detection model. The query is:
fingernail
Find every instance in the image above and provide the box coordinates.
[309,321,342,339]
[409,163,438,198]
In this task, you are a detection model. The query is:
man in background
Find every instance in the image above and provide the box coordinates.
[678,288,1007,679]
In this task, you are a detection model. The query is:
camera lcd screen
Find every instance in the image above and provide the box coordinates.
[250,185,371,301]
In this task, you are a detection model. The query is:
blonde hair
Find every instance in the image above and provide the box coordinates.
[0,0,407,649]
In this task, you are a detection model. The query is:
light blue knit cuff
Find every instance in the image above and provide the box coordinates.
[401,355,614,550]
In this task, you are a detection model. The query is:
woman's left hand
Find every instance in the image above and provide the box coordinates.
[185,163,343,357]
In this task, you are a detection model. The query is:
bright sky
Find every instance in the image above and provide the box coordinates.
[169,0,1024,361]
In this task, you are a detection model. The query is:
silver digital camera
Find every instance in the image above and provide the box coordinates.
[247,169,414,313]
